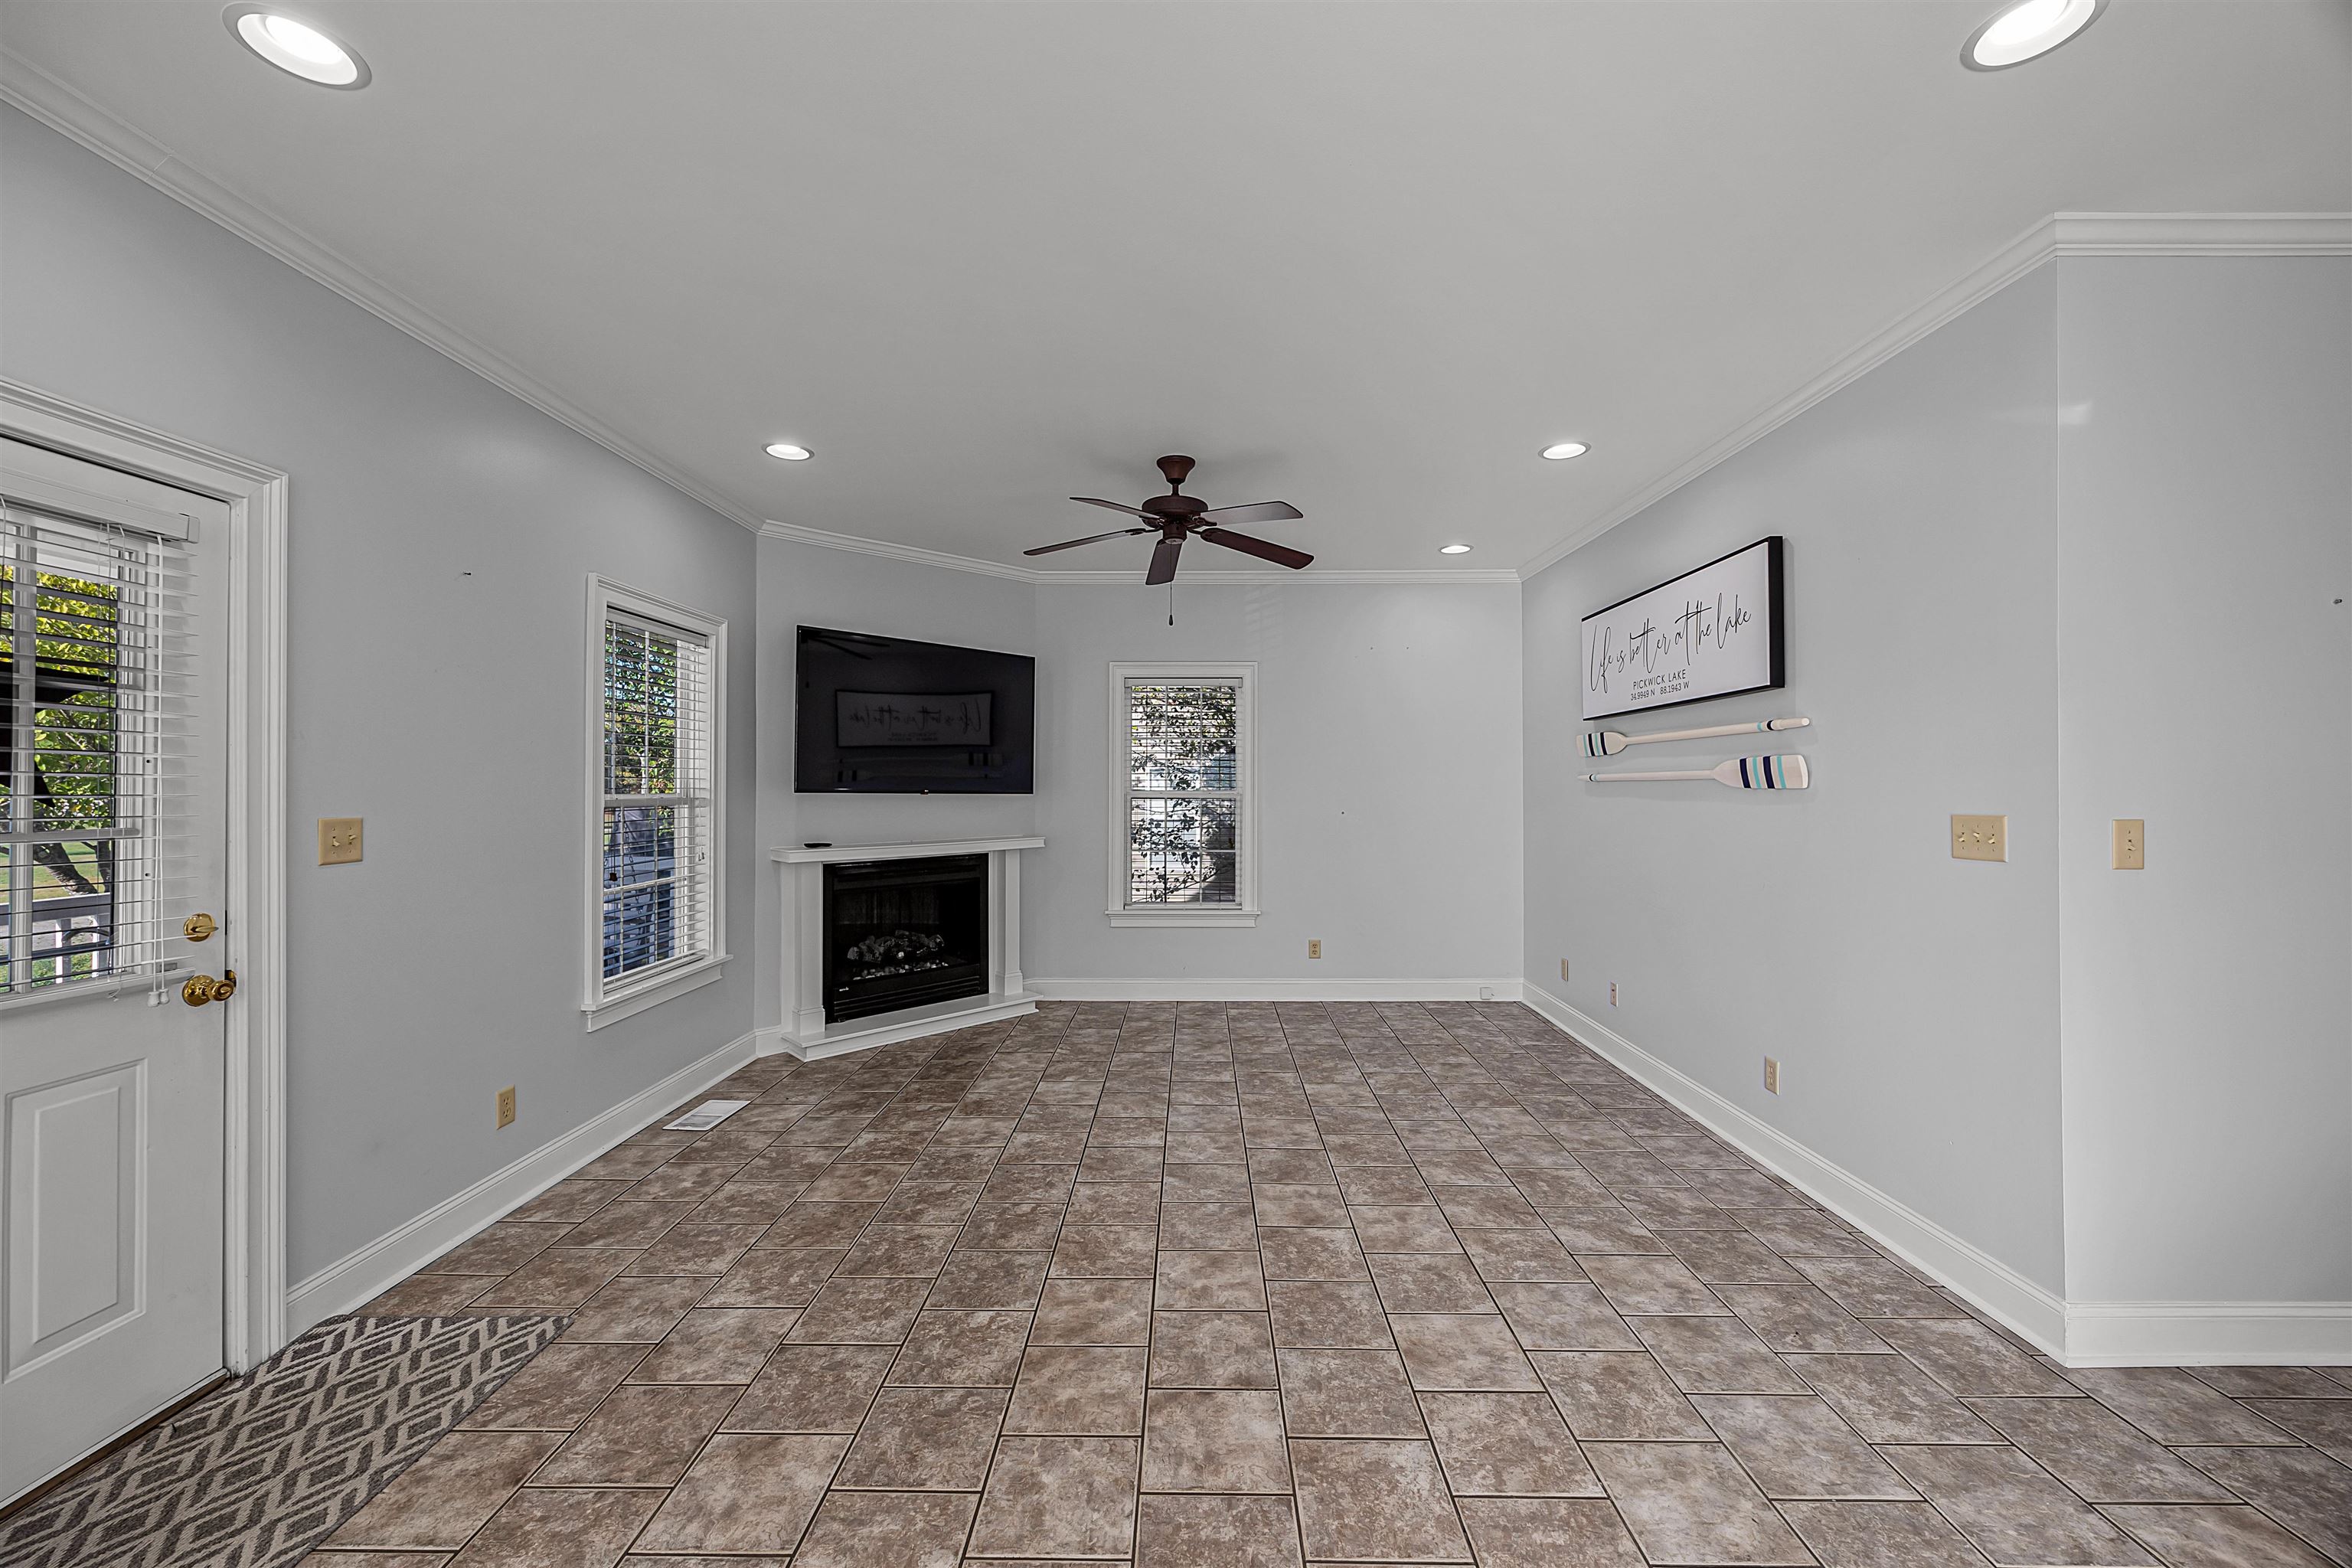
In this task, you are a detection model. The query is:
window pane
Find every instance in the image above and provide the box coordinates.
[603,884,679,978]
[603,804,680,890]
[604,619,682,796]
[1128,681,1236,792]
[31,837,118,985]
[1129,796,1238,906]
[5,556,127,988]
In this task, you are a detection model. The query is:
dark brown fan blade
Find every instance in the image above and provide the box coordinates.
[1071,496,1159,519]
[1024,527,1153,557]
[1145,534,1184,585]
[1199,528,1313,570]
[1195,500,1303,525]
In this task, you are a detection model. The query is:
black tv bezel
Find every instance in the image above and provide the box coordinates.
[794,626,1036,795]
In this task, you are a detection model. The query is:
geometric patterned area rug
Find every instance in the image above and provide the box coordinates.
[0,1314,565,1568]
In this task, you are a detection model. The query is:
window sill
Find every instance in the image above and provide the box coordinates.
[584,953,730,1032]
[1106,908,1260,929]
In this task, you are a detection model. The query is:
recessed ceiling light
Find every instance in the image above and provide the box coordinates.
[1962,0,2106,70]
[1439,544,1474,555]
[224,6,369,88]
[1540,442,1590,461]
[764,443,813,462]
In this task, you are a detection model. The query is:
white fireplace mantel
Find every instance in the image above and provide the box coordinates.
[769,837,1044,1060]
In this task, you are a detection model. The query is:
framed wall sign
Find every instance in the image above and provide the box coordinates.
[1580,536,1783,720]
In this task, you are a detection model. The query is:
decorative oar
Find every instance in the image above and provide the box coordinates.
[1581,716,1809,758]
[1585,754,1809,790]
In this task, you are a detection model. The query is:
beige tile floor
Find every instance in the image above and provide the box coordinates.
[304,1001,2352,1566]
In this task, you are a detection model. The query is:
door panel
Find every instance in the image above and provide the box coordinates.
[0,436,230,1501]
[8,1063,144,1370]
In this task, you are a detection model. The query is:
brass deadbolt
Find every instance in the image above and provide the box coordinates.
[184,913,217,942]
[182,969,238,1007]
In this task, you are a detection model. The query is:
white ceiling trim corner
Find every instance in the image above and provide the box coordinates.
[758,520,1517,587]
[1514,210,2352,582]
[0,48,769,537]
[759,520,1037,583]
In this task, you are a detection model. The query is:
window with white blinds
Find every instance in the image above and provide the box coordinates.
[586,579,727,1021]
[1106,662,1259,926]
[1,501,196,996]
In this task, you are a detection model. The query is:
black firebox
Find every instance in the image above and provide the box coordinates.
[822,854,989,1024]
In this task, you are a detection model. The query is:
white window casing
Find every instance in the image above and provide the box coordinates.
[583,575,727,1028]
[1106,662,1258,928]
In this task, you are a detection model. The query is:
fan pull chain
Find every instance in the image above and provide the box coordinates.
[1168,582,1175,626]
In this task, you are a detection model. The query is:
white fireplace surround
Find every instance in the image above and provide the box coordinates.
[770,837,1045,1060]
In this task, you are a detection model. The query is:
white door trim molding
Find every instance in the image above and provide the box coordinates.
[1518,982,2070,1358]
[1515,211,2352,580]
[1,378,289,1372]
[286,1029,760,1334]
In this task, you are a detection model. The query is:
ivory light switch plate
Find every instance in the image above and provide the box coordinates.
[495,1086,516,1129]
[2112,818,2145,870]
[318,817,364,864]
[1951,815,2007,862]
[1764,1057,1781,1095]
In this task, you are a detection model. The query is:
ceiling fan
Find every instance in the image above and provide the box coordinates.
[1026,455,1312,584]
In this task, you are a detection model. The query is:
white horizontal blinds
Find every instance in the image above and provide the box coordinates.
[1125,677,1240,906]
[600,607,714,991]
[0,500,197,995]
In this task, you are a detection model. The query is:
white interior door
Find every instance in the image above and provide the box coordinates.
[0,436,230,1502]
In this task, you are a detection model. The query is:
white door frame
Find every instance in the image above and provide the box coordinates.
[2,378,289,1374]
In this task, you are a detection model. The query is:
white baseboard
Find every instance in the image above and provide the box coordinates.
[2063,1302,2352,1367]
[1030,978,1524,1003]
[284,1029,759,1334]
[759,991,1040,1062]
[1518,984,2070,1358]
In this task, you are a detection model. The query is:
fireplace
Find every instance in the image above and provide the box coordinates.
[822,853,990,1024]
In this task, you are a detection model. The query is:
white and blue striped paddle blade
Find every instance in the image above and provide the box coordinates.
[1729,754,1808,789]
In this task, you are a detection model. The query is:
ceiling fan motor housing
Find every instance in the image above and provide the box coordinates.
[1142,493,1206,522]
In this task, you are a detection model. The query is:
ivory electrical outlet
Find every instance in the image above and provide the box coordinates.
[1951,815,2007,862]
[2112,818,2145,870]
[1764,1057,1781,1094]
[496,1086,517,1129]
[1560,958,1571,982]
[318,817,364,865]
[1308,939,1322,960]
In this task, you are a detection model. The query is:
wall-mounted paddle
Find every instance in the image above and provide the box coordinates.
[1585,755,1809,790]
[1581,717,1809,759]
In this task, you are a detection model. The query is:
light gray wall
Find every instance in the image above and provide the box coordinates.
[751,538,1038,1030]
[2,109,760,1282]
[1521,266,2070,1295]
[1030,581,1524,987]
[2053,256,2352,1305]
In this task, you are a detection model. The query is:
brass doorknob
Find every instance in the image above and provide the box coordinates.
[184,913,217,942]
[182,969,238,1006]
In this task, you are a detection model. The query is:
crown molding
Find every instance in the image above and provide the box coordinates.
[1516,211,2352,581]
[757,521,1518,586]
[758,520,1040,583]
[15,57,2336,584]
[0,51,768,537]
[1038,566,1522,586]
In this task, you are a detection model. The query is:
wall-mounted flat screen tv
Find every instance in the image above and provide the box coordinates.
[795,626,1035,793]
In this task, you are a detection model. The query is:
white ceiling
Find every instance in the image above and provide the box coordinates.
[3,2,2347,573]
